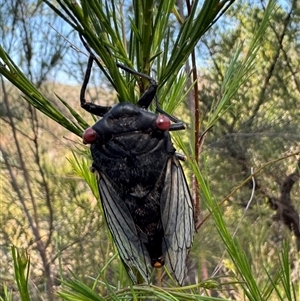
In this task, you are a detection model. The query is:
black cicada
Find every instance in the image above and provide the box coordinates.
[81,54,194,284]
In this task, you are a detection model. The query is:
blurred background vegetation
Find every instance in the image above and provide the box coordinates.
[0,0,299,300]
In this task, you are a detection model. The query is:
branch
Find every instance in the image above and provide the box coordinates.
[246,2,293,128]
[269,159,300,250]
[196,151,300,230]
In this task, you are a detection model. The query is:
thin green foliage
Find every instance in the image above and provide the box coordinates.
[11,247,31,301]
[0,0,236,133]
[207,0,276,129]
[159,0,234,87]
[58,277,230,301]
[279,242,298,301]
[58,277,106,301]
[262,242,298,301]
[67,151,99,200]
[0,284,13,301]
[55,93,90,130]
[203,3,286,298]
[0,46,83,136]
[42,0,235,103]
[174,3,280,300]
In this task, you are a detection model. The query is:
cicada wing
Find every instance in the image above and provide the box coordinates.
[160,156,195,284]
[97,171,151,283]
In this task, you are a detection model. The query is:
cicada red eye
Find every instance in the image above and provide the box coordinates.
[83,127,98,144]
[155,114,171,131]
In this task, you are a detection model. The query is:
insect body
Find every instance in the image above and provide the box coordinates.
[81,55,194,284]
